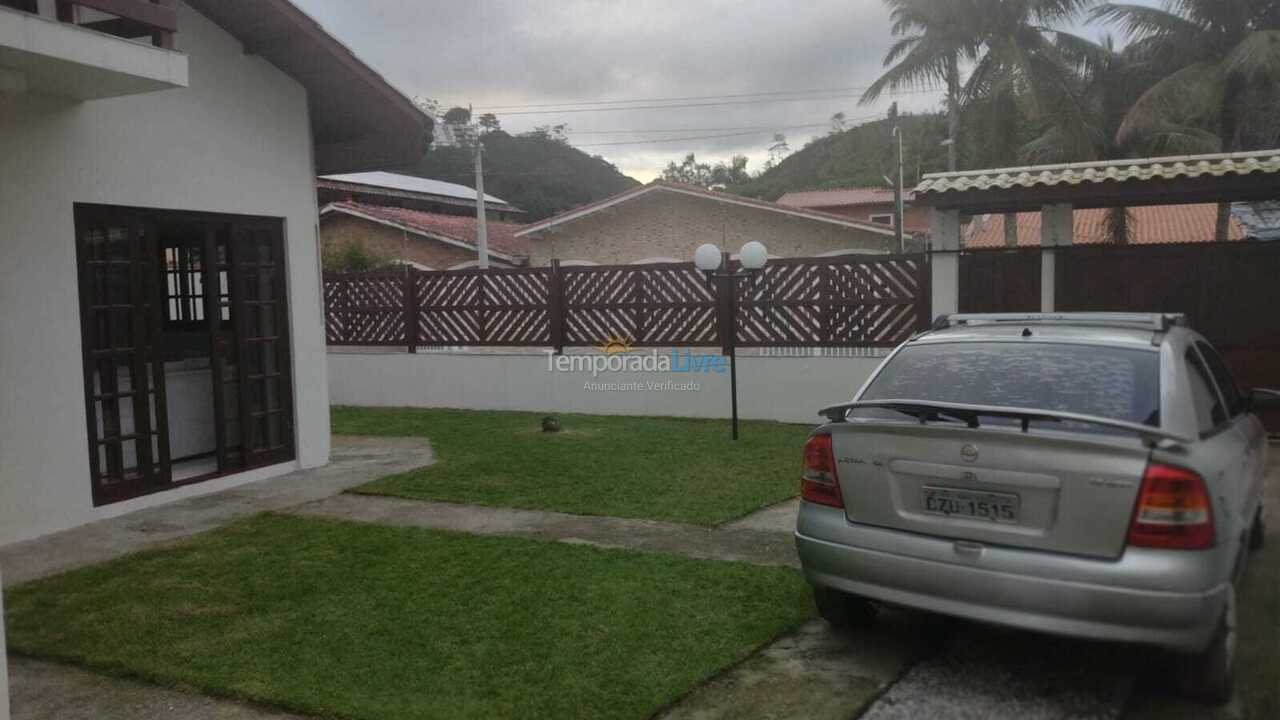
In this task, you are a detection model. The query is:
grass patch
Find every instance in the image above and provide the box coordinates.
[5,513,811,720]
[333,406,812,525]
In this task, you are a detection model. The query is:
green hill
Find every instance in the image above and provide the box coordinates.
[408,131,640,221]
[728,114,951,201]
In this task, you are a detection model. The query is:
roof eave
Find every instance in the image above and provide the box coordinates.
[187,0,431,174]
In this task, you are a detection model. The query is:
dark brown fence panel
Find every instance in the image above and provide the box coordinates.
[323,272,407,346]
[1056,241,1280,431]
[415,267,551,346]
[959,248,1042,313]
[562,263,718,347]
[736,254,929,347]
[323,253,931,351]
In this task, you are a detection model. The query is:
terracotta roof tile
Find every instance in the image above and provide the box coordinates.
[964,204,1245,247]
[327,201,530,259]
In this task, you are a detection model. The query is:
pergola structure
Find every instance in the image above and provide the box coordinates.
[913,149,1280,316]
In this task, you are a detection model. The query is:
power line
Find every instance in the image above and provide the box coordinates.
[478,86,875,110]
[474,85,940,113]
[476,90,936,117]
[570,115,886,148]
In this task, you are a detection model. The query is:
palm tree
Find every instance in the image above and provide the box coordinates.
[860,0,984,172]
[865,1,1096,245]
[1092,0,1280,240]
[1023,35,1158,242]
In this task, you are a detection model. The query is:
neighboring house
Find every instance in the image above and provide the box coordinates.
[776,187,931,235]
[318,171,524,222]
[0,0,429,545]
[321,201,530,269]
[964,204,1246,247]
[515,181,899,266]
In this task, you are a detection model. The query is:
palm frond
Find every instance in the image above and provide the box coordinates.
[1090,3,1206,42]
[1224,30,1280,81]
[883,34,924,66]
[860,36,956,104]
[1116,62,1220,144]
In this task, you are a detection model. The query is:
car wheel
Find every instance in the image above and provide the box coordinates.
[1178,585,1236,705]
[813,586,877,630]
[1250,507,1265,551]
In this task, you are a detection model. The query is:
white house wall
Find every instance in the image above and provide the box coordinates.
[0,2,330,545]
[328,349,884,425]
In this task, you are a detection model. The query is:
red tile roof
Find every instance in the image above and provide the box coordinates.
[515,180,898,237]
[325,201,530,259]
[777,187,915,208]
[964,204,1245,247]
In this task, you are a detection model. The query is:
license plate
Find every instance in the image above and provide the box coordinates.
[922,486,1019,524]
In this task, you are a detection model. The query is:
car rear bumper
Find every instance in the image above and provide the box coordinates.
[796,504,1227,653]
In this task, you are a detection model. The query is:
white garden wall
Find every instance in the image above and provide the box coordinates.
[328,349,886,425]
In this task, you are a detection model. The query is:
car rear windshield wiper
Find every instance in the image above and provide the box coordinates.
[819,399,1190,448]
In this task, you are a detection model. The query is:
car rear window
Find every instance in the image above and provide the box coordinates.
[859,341,1161,426]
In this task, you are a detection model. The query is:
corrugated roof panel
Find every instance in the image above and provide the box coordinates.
[320,171,510,205]
[915,150,1280,196]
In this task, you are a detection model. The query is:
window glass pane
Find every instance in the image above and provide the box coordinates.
[859,342,1161,426]
[1186,350,1226,432]
[1196,342,1244,417]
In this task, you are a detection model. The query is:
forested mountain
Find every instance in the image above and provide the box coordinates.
[726,114,952,201]
[408,131,639,221]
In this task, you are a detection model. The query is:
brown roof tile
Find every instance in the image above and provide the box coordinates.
[964,204,1245,247]
[326,201,530,259]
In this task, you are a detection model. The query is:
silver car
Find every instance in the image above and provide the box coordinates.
[795,313,1273,703]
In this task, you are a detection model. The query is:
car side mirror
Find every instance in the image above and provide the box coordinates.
[1248,388,1280,412]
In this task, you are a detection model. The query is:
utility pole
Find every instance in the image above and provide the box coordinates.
[473,131,490,269]
[889,102,905,253]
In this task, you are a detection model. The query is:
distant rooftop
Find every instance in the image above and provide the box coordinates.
[777,187,914,208]
[965,204,1245,247]
[319,171,514,208]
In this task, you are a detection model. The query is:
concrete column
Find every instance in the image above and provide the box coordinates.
[930,208,961,318]
[1,565,9,720]
[1039,203,1073,312]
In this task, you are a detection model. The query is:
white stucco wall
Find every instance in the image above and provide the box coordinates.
[328,349,884,425]
[0,2,330,545]
[0,565,7,720]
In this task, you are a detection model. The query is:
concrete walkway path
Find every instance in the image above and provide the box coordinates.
[290,493,800,567]
[8,657,305,720]
[0,436,432,587]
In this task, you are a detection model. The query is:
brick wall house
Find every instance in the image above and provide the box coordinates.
[517,181,898,266]
[320,202,529,269]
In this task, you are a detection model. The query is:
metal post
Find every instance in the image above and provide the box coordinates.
[727,271,739,441]
[894,127,905,253]
[474,140,490,269]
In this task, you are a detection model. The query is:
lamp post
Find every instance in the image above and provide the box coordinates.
[694,241,768,440]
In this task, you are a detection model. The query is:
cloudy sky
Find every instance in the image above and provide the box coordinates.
[292,0,1151,182]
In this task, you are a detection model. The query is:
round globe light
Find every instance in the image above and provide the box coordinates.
[739,241,768,270]
[694,243,722,271]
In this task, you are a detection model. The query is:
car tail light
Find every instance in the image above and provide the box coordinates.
[1127,463,1214,549]
[801,433,843,508]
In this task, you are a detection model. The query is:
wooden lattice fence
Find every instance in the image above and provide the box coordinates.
[323,253,930,351]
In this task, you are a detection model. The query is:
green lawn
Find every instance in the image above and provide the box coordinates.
[5,513,811,720]
[333,407,813,526]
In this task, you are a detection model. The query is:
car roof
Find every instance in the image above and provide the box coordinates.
[912,322,1162,349]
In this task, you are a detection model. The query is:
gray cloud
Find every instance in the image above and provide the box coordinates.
[291,1,1149,180]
